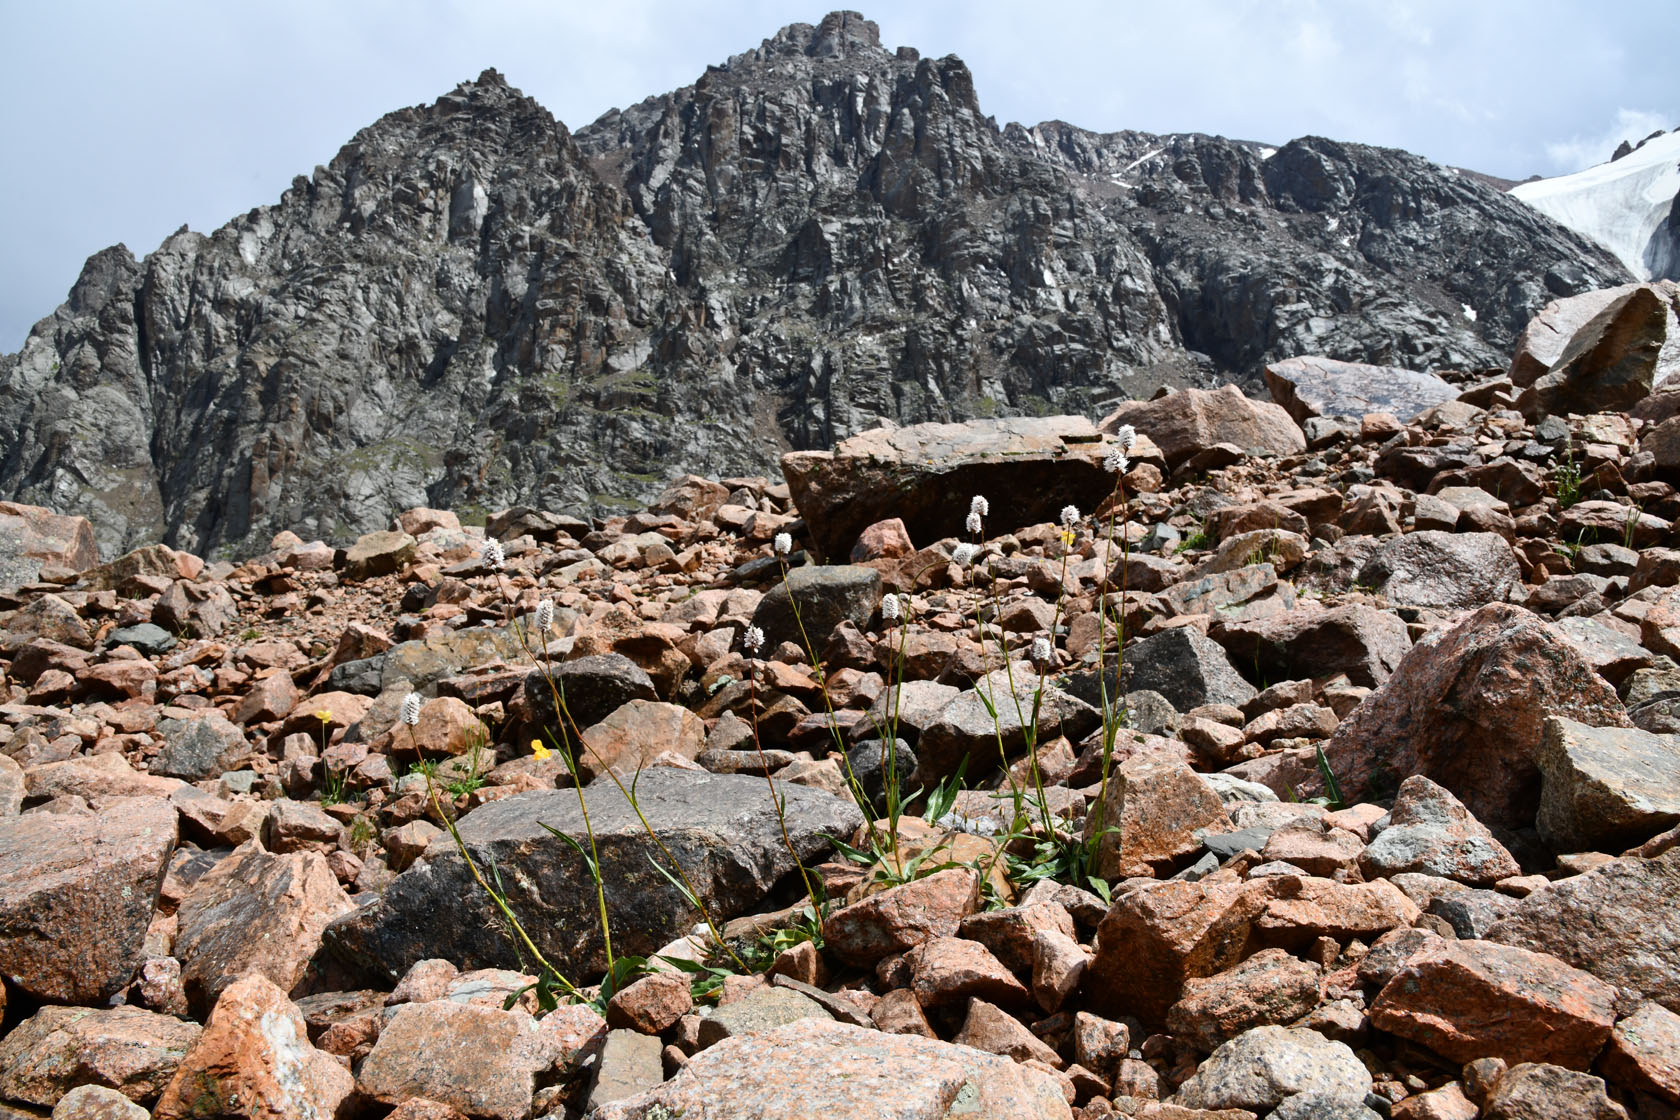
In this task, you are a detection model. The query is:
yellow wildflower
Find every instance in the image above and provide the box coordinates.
[314,710,333,724]
[530,739,552,761]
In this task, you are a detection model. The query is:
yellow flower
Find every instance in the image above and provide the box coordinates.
[1060,527,1076,548]
[530,739,552,761]
[314,710,333,724]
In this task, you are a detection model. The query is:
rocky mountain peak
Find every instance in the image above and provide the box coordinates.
[0,11,1636,560]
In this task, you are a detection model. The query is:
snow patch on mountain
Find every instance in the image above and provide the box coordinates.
[1511,130,1680,280]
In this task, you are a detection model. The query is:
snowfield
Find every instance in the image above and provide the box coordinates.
[1511,130,1680,280]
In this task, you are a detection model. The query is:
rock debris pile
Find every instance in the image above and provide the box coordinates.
[2,280,1680,1118]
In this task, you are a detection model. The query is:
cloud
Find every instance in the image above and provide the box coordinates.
[1544,108,1676,175]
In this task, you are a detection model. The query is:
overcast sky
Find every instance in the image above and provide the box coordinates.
[3,0,1676,350]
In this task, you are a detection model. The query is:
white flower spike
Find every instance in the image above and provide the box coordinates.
[480,538,505,570]
[400,691,423,726]
[1031,636,1052,664]
[535,599,554,632]
[773,532,793,557]
[881,593,902,622]
[1116,424,1137,453]
[742,625,766,655]
[951,542,979,566]
[1060,504,1080,528]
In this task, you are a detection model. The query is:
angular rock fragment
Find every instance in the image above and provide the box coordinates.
[1371,939,1617,1068]
[0,795,176,1004]
[592,1019,1073,1119]
[1318,603,1628,829]
[328,769,860,982]
[152,974,353,1120]
[1536,716,1680,852]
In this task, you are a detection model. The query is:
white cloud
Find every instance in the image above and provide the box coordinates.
[1544,107,1675,175]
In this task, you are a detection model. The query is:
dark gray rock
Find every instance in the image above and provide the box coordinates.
[329,654,387,696]
[152,713,253,782]
[522,654,658,736]
[914,672,1102,783]
[1210,604,1411,688]
[846,738,916,815]
[106,622,177,655]
[323,768,863,983]
[0,15,1631,557]
[1121,627,1257,711]
[750,564,881,654]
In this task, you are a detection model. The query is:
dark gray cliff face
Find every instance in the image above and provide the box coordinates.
[0,11,1634,558]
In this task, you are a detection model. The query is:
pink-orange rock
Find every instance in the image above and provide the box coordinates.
[1318,603,1628,830]
[1370,939,1618,1068]
[851,517,915,562]
[355,1001,571,1120]
[173,841,354,1017]
[823,867,981,967]
[0,794,176,1003]
[0,501,99,588]
[1083,754,1228,880]
[1252,876,1421,949]
[953,998,1063,1067]
[957,901,1077,977]
[233,670,300,725]
[606,971,694,1035]
[1083,879,1268,1028]
[1166,947,1323,1054]
[153,974,353,1120]
[592,1018,1072,1119]
[1100,384,1305,470]
[870,987,937,1038]
[0,1005,200,1108]
[577,699,706,782]
[904,936,1029,1011]
[396,695,487,759]
[1599,1000,1680,1104]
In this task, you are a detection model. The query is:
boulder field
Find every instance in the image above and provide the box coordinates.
[3,282,1680,1117]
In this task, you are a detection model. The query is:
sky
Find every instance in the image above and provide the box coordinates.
[2,0,1676,351]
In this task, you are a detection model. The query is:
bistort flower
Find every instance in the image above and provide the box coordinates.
[1115,424,1137,452]
[773,532,792,557]
[742,624,766,655]
[1031,636,1053,664]
[951,542,979,566]
[400,692,422,726]
[881,593,902,622]
[535,599,554,632]
[481,538,505,569]
[1060,504,1080,528]
[1104,446,1129,474]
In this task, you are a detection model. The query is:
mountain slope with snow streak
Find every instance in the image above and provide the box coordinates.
[1512,130,1680,281]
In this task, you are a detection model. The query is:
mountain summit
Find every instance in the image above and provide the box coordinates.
[0,11,1633,558]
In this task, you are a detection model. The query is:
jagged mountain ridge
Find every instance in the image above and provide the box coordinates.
[0,10,1634,558]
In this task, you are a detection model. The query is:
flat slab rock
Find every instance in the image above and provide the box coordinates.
[782,415,1119,561]
[1265,354,1460,424]
[325,768,863,983]
[592,1018,1073,1119]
